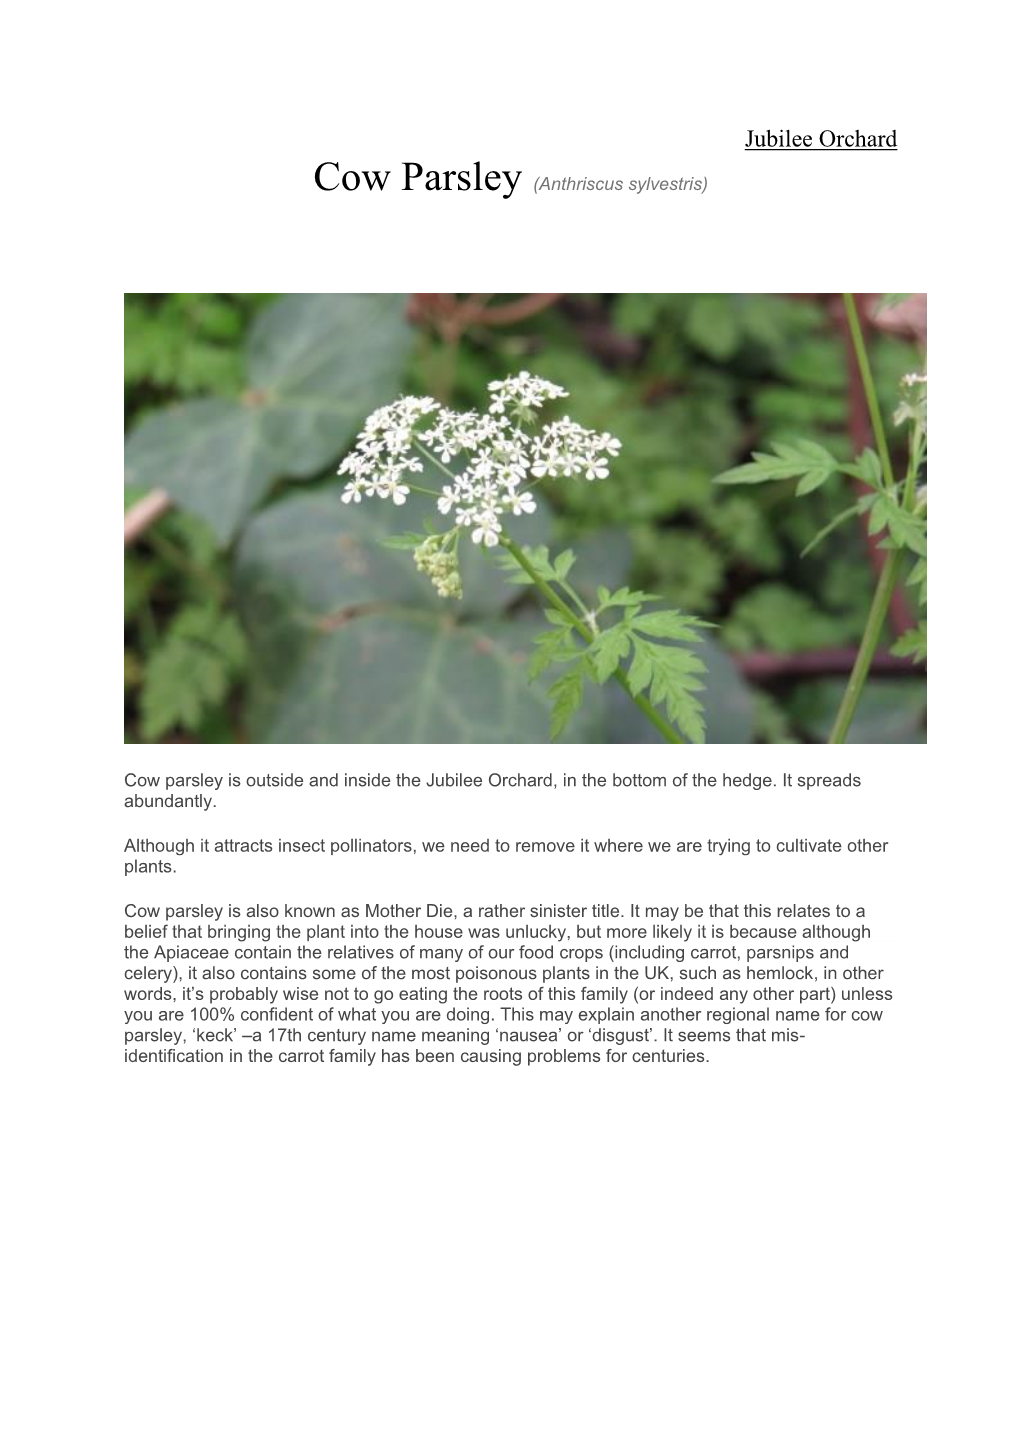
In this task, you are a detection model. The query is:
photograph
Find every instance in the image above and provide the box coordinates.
[124,292,927,744]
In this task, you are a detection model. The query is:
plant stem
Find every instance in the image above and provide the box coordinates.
[829,295,903,744]
[843,293,896,492]
[828,549,903,743]
[502,537,684,744]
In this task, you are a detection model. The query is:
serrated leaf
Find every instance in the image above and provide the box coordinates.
[641,642,706,743]
[599,587,661,609]
[609,638,753,744]
[626,636,707,743]
[889,622,927,663]
[139,606,246,740]
[628,645,654,696]
[630,610,706,642]
[589,626,632,683]
[379,532,426,551]
[528,628,577,681]
[869,495,927,556]
[842,447,883,488]
[548,665,586,740]
[553,549,576,581]
[714,438,840,493]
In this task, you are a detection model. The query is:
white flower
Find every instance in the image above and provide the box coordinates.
[487,370,568,416]
[471,512,502,547]
[337,371,622,548]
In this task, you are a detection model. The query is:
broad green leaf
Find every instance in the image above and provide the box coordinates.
[125,399,279,546]
[234,490,592,743]
[245,294,414,474]
[249,613,567,744]
[125,294,414,542]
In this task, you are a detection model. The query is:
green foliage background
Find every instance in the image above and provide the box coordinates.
[124,293,926,743]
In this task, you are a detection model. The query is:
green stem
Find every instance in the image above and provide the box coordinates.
[829,295,903,744]
[502,537,684,745]
[843,293,896,492]
[828,549,903,743]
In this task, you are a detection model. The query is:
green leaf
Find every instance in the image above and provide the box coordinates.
[609,638,754,744]
[869,495,927,556]
[713,438,840,495]
[553,549,577,581]
[642,641,706,743]
[125,294,414,543]
[528,628,578,681]
[841,448,883,488]
[889,622,927,663]
[685,295,741,361]
[125,399,278,547]
[379,532,426,551]
[630,610,706,642]
[234,490,590,742]
[548,665,586,740]
[599,586,661,609]
[139,606,246,740]
[723,584,852,653]
[245,293,414,474]
[625,636,707,743]
[589,626,632,683]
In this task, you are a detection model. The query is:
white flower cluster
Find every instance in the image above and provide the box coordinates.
[337,371,622,548]
[337,396,437,505]
[894,372,927,433]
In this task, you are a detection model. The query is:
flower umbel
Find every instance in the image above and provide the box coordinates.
[893,373,927,433]
[413,534,462,600]
[336,370,621,554]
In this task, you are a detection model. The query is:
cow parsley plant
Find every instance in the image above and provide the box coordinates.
[337,371,710,743]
